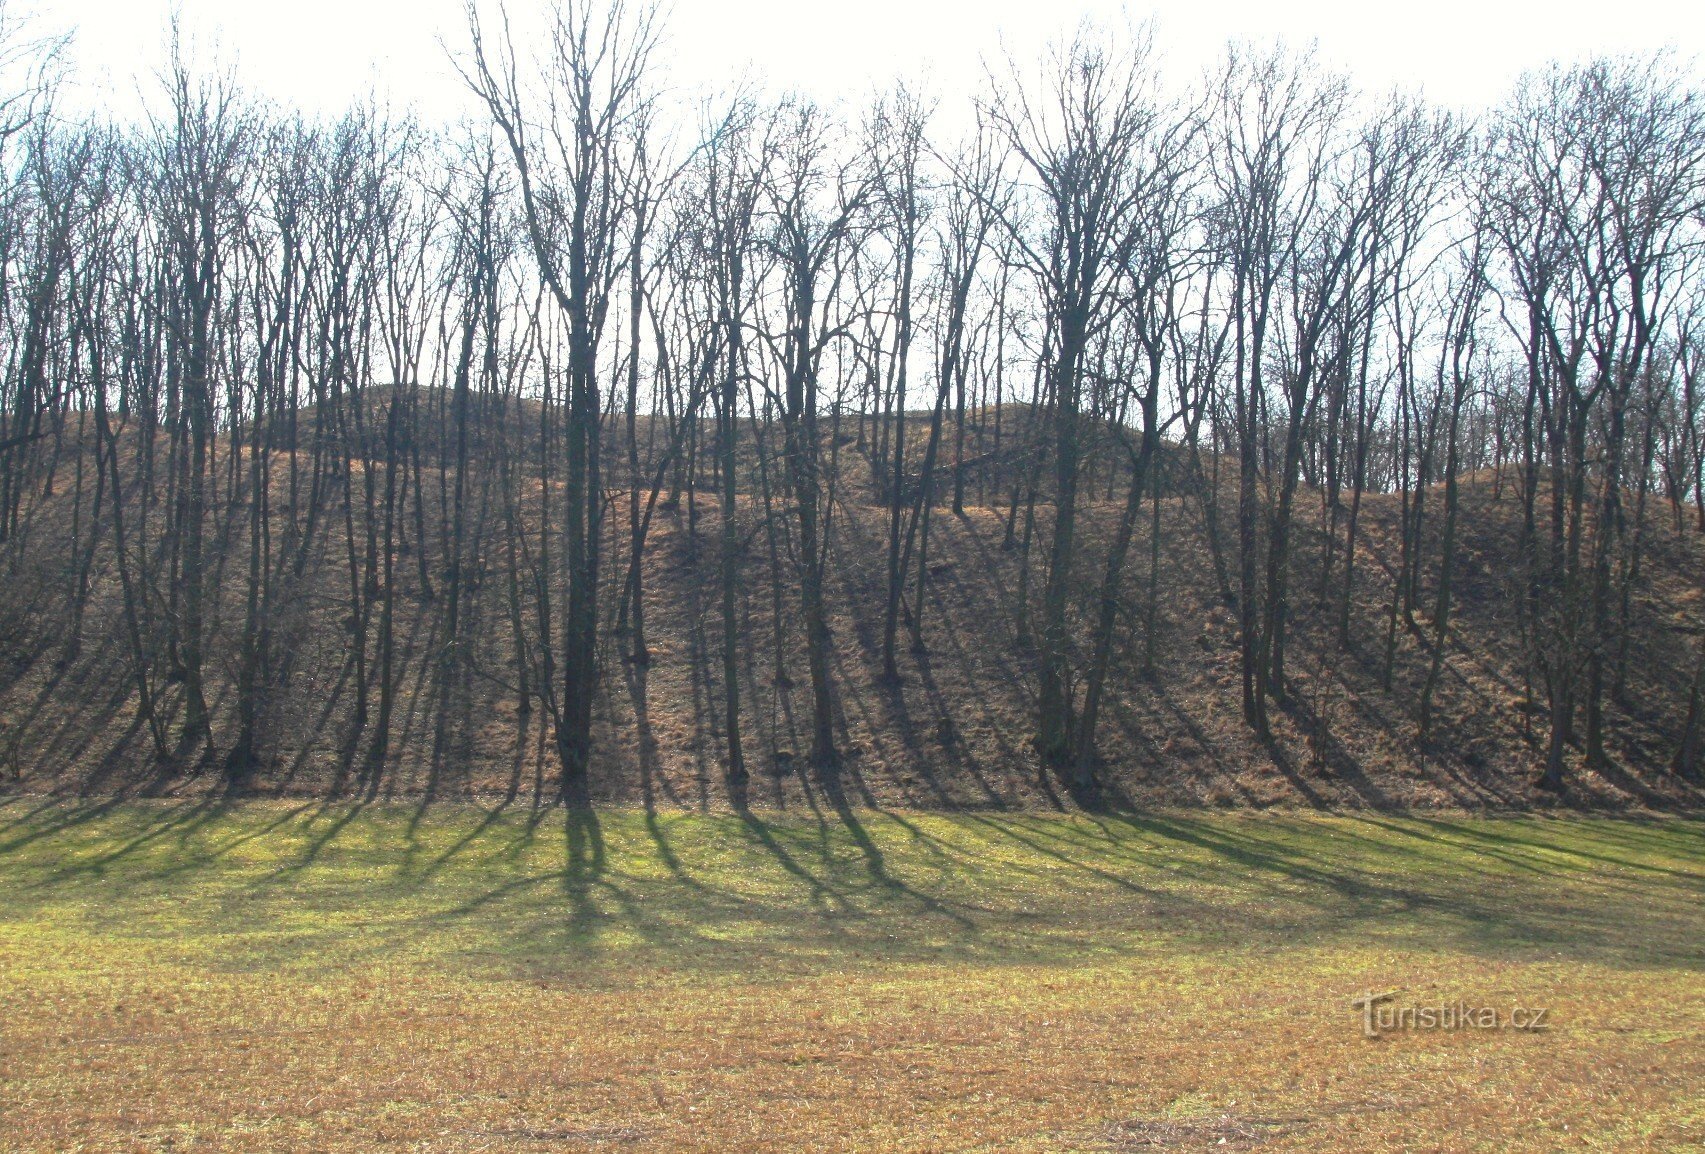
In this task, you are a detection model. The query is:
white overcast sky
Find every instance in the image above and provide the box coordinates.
[27,0,1705,123]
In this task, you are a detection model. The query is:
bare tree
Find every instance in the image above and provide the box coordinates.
[147,37,249,755]
[755,99,871,766]
[984,24,1166,765]
[462,0,658,794]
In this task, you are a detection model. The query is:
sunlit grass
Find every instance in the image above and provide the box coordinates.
[0,800,1700,1150]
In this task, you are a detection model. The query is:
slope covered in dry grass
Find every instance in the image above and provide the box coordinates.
[1,414,1702,810]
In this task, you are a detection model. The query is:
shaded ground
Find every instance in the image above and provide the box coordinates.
[0,800,1700,1151]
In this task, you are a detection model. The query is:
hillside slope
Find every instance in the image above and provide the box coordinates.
[1,417,1702,811]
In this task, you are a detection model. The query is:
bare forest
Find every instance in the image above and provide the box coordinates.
[3,0,1704,811]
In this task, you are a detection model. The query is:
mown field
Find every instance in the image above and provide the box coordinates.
[0,800,1699,1151]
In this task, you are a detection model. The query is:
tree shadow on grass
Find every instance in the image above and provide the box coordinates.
[4,794,1700,978]
[17,791,299,888]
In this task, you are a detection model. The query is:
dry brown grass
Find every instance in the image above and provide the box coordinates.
[3,407,1704,811]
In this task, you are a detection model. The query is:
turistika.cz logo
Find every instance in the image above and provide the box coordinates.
[1350,989,1551,1038]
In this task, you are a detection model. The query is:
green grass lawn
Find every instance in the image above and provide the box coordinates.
[0,798,1699,1151]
